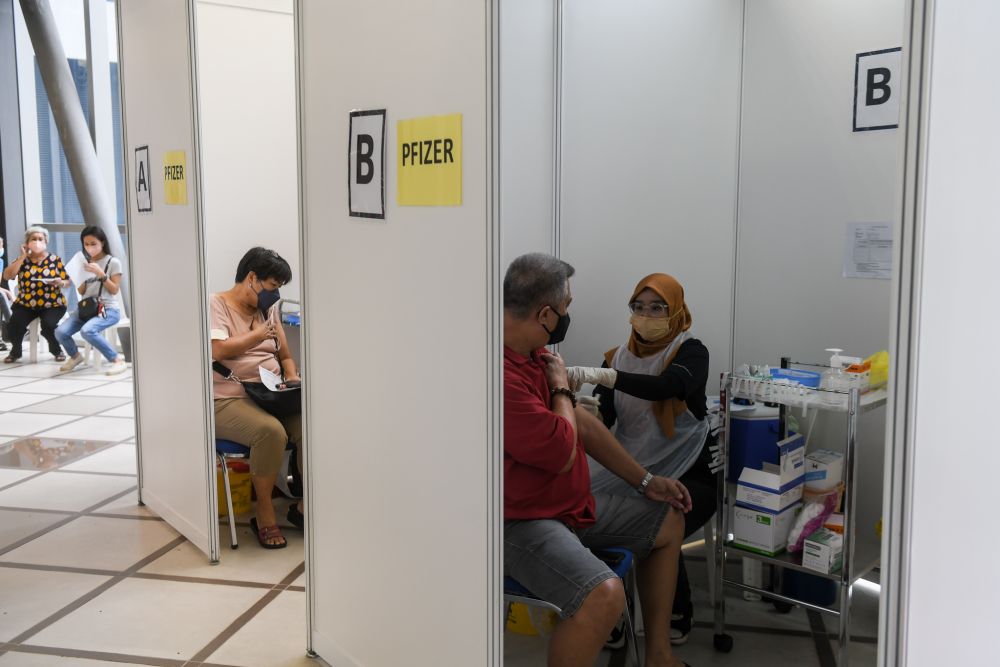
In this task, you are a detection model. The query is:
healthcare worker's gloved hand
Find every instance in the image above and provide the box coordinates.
[566,366,617,391]
[577,394,601,418]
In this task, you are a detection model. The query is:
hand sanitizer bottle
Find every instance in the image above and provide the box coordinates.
[821,348,848,404]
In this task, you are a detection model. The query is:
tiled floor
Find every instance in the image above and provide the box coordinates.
[0,351,880,666]
[0,351,312,667]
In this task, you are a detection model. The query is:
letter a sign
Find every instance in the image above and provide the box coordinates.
[853,47,902,132]
[134,145,152,213]
[348,109,386,219]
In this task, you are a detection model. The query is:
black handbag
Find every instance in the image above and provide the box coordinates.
[212,360,301,418]
[78,258,113,322]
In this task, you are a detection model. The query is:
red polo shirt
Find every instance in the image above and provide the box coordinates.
[504,345,596,528]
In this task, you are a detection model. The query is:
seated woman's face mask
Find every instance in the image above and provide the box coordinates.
[253,278,281,315]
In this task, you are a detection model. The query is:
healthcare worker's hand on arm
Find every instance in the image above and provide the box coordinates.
[566,366,617,391]
[644,476,692,513]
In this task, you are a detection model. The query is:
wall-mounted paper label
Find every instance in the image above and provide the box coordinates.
[853,47,902,132]
[163,150,188,205]
[349,109,387,219]
[134,145,152,213]
[397,113,462,206]
[844,223,892,279]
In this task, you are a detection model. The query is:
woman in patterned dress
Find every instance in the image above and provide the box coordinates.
[1,226,71,364]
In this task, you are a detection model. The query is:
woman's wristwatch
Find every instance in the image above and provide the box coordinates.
[636,471,654,496]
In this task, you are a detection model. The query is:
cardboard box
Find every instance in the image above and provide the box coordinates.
[823,513,844,534]
[732,502,801,556]
[802,527,844,574]
[736,433,806,512]
[804,449,844,492]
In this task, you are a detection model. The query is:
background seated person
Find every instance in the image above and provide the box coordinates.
[504,252,691,667]
[2,226,70,363]
[56,226,128,375]
[568,273,719,646]
[210,247,302,549]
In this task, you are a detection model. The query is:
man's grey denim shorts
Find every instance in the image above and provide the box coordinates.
[504,493,671,618]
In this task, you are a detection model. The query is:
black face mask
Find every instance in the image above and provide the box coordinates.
[253,279,281,316]
[541,306,571,346]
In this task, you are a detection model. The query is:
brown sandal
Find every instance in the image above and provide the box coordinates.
[250,517,287,549]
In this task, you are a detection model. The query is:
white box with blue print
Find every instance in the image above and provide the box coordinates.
[735,433,805,512]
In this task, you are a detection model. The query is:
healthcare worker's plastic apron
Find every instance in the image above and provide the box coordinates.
[589,332,709,494]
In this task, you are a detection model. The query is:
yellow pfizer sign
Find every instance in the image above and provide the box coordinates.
[397,113,461,206]
[163,150,188,205]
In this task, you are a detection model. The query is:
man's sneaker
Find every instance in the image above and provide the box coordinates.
[60,355,85,372]
[670,611,692,646]
[106,357,127,375]
[603,617,626,650]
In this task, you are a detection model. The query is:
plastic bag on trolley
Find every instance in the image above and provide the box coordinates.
[786,492,839,553]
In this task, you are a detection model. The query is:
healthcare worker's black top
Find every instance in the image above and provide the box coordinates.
[593,337,710,428]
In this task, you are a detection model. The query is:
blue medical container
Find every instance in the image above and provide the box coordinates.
[728,405,787,483]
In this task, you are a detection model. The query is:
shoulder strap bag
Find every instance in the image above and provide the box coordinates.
[77,257,113,322]
[212,358,301,418]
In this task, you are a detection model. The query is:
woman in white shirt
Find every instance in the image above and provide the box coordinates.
[56,226,127,375]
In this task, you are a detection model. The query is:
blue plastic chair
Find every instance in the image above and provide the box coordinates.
[216,438,297,549]
[504,547,641,665]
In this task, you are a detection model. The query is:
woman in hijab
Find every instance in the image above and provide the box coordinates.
[568,273,718,647]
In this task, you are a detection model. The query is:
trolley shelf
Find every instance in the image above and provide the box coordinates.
[723,542,880,584]
[729,381,888,414]
[713,359,887,666]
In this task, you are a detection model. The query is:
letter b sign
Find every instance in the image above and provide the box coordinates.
[854,47,902,132]
[348,109,386,219]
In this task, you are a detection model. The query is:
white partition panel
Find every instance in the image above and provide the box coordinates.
[500,0,555,266]
[197,0,299,300]
[557,0,743,380]
[118,0,216,558]
[734,0,904,368]
[297,2,499,665]
[889,1,1000,663]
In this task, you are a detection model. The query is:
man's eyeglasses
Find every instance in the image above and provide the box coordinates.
[628,302,669,317]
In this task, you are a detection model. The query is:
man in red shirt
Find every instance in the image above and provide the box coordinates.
[504,253,691,667]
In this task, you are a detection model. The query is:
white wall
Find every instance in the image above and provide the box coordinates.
[556,0,743,385]
[298,1,499,665]
[897,1,1000,663]
[734,0,904,368]
[196,0,299,300]
[499,0,554,265]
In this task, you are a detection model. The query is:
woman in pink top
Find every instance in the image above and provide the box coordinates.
[211,248,301,549]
